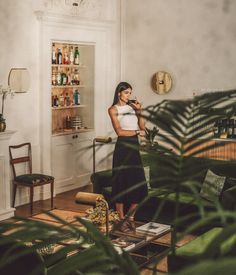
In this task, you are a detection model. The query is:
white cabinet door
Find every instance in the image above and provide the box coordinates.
[74,133,93,184]
[52,131,94,194]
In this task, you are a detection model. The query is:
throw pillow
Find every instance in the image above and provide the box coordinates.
[200,170,226,201]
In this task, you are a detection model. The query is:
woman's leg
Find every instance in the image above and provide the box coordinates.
[116,202,125,220]
[126,203,137,231]
[127,203,137,220]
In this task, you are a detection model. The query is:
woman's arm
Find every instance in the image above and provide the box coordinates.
[130,101,146,133]
[108,106,138,137]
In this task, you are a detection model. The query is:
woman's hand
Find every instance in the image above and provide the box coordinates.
[139,130,145,137]
[129,100,142,111]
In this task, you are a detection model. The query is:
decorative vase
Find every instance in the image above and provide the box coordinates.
[0,114,6,132]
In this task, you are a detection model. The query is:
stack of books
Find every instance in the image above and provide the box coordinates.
[136,222,171,236]
[111,236,143,254]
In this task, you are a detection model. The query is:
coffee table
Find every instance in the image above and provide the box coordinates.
[110,222,172,268]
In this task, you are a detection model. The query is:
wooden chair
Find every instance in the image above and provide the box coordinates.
[9,142,54,215]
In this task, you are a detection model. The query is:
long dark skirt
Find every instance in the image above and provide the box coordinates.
[111,135,148,205]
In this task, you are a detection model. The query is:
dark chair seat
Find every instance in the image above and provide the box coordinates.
[9,142,54,215]
[15,174,54,185]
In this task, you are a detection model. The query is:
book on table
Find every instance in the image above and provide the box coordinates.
[136,222,171,236]
[111,236,144,254]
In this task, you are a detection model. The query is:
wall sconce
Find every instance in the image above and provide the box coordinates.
[93,136,112,174]
[75,192,109,236]
[8,68,30,93]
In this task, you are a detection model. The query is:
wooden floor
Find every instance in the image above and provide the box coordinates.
[13,184,167,274]
[15,184,93,218]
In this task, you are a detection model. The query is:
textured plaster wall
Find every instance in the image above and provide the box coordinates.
[0,0,120,205]
[123,0,236,105]
[0,0,41,163]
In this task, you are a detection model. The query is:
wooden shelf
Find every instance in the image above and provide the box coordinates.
[52,128,94,136]
[51,85,85,89]
[51,64,86,68]
[52,105,86,110]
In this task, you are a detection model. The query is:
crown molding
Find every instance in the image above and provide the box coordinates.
[36,0,116,22]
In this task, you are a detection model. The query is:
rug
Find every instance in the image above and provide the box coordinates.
[31,208,87,225]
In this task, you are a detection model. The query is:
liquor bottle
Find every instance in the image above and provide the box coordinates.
[52,68,57,86]
[57,48,62,65]
[51,95,55,107]
[66,68,71,85]
[228,119,234,138]
[73,69,80,85]
[65,93,71,106]
[52,43,57,64]
[59,94,64,107]
[65,115,71,129]
[53,95,59,107]
[74,90,80,105]
[56,70,62,86]
[62,72,68,86]
[63,46,69,64]
[69,46,74,65]
[74,46,80,65]
[213,120,219,138]
[217,120,222,136]
[233,119,236,138]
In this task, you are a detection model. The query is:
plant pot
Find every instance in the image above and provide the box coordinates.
[0,115,6,132]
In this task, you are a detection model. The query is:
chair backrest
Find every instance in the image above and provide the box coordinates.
[9,143,32,179]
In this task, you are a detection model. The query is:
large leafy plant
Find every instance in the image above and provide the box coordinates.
[2,90,236,274]
[139,90,236,273]
[0,212,139,275]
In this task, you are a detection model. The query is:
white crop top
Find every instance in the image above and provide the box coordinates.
[115,104,139,130]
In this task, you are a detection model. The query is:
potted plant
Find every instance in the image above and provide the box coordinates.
[0,85,14,132]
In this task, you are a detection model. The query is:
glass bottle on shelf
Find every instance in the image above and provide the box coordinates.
[228,119,234,138]
[74,90,80,105]
[53,95,59,107]
[52,43,57,64]
[69,46,74,65]
[74,46,80,65]
[65,92,71,106]
[73,69,80,85]
[66,68,71,85]
[59,94,64,107]
[57,48,62,65]
[51,95,55,107]
[62,72,68,86]
[65,115,71,129]
[233,119,236,138]
[63,46,69,64]
[56,69,62,86]
[213,120,219,138]
[52,68,57,86]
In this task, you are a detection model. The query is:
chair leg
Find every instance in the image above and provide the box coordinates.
[30,186,34,215]
[12,185,17,207]
[51,181,54,209]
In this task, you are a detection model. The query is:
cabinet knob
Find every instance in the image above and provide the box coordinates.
[75,135,78,138]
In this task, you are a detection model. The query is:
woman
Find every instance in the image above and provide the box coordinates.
[108,82,148,232]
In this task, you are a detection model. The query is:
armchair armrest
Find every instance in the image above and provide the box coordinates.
[221,185,236,210]
[90,169,113,194]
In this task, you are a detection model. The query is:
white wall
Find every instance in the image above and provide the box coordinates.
[0,0,41,165]
[122,0,236,107]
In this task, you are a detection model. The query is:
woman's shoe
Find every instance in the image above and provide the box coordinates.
[127,220,136,232]
[119,220,131,233]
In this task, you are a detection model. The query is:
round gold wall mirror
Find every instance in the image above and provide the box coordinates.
[151,71,172,95]
[8,68,30,93]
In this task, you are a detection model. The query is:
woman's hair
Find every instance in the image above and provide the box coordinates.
[112,82,132,106]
